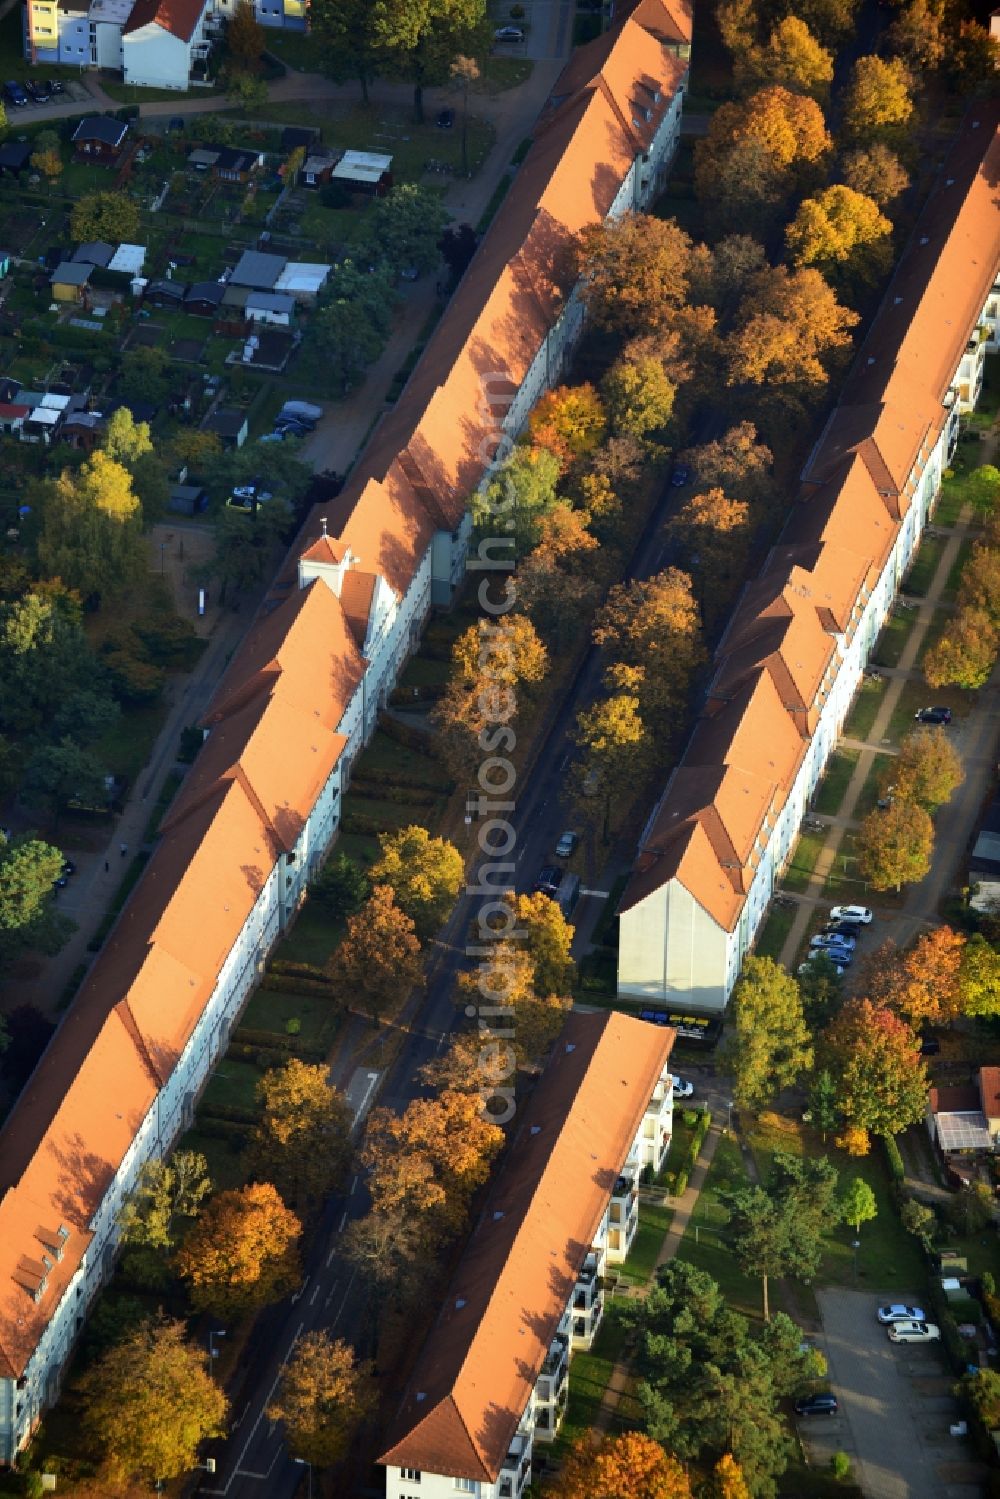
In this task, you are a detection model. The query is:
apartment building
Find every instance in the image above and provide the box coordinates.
[26,0,218,89]
[0,1,691,1464]
[379,1011,675,1499]
[617,103,1000,1015]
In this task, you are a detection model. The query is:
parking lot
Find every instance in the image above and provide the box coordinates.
[802,1289,985,1499]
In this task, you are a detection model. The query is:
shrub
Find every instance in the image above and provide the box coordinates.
[881,1133,905,1182]
[831,1452,853,1482]
[258,974,337,999]
[376,710,435,753]
[682,1109,699,1128]
[178,724,205,762]
[285,1017,301,1036]
[673,1169,689,1197]
[269,959,327,981]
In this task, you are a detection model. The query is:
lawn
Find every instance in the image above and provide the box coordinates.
[199,1058,263,1115]
[239,985,339,1050]
[843,677,887,741]
[617,1200,674,1286]
[871,611,916,670]
[754,902,795,960]
[854,752,895,818]
[943,537,973,599]
[933,480,968,529]
[273,899,343,968]
[93,699,169,786]
[903,535,946,596]
[398,654,450,688]
[556,1306,638,1450]
[782,828,826,893]
[746,1113,926,1295]
[819,830,884,906]
[812,748,859,816]
[359,728,453,790]
[675,1134,765,1320]
[477,55,534,92]
[342,791,443,832]
[175,1125,248,1191]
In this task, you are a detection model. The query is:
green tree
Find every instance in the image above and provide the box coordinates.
[602,341,677,445]
[725,956,813,1114]
[808,1067,840,1141]
[71,190,140,244]
[311,852,369,921]
[900,1195,935,1249]
[473,443,561,555]
[856,799,933,891]
[945,20,1000,91]
[842,55,915,144]
[822,998,927,1142]
[310,0,382,100]
[119,1151,211,1251]
[30,129,62,181]
[958,934,1000,1019]
[77,1316,227,1486]
[726,1153,839,1320]
[368,183,449,274]
[174,1182,302,1317]
[22,738,107,819]
[957,1369,1000,1430]
[839,1176,877,1234]
[226,0,264,65]
[370,825,463,939]
[200,500,292,605]
[102,406,153,466]
[303,260,396,393]
[0,836,63,937]
[267,1332,376,1466]
[372,0,488,121]
[621,1260,815,1493]
[39,452,145,600]
[246,1059,352,1207]
[0,590,101,738]
[119,345,172,405]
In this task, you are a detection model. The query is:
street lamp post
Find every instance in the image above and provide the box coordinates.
[293,1456,313,1498]
[208,1328,226,1361]
[851,1239,861,1285]
[726,1099,734,1135]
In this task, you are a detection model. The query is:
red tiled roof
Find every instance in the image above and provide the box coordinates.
[379,1012,673,1480]
[122,0,206,41]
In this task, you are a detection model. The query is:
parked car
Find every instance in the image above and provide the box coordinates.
[829,905,873,924]
[555,830,578,859]
[914,706,952,724]
[274,419,312,437]
[878,1304,927,1324]
[794,1393,839,1416]
[53,859,77,889]
[670,464,691,487]
[671,1075,694,1099]
[920,1035,941,1056]
[279,400,323,422]
[824,919,862,938]
[639,1008,670,1026]
[888,1320,940,1343]
[259,433,284,444]
[809,933,856,952]
[436,107,455,129]
[4,81,29,107]
[797,958,846,977]
[47,78,65,94]
[25,79,48,102]
[494,25,525,41]
[532,865,561,897]
[231,484,273,502]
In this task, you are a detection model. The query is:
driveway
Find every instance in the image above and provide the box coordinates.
[809,1289,984,1499]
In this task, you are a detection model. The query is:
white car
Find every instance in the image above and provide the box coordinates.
[231,484,273,502]
[878,1303,927,1324]
[887,1320,940,1343]
[829,905,873,924]
[671,1075,694,1099]
[798,958,845,977]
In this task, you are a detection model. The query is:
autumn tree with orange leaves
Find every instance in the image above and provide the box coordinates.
[326,884,423,1025]
[593,569,704,730]
[574,213,707,337]
[670,488,751,624]
[858,928,965,1027]
[527,382,607,469]
[710,1454,753,1499]
[694,86,832,232]
[267,1331,375,1467]
[546,1432,694,1499]
[725,266,859,410]
[517,504,600,649]
[821,998,927,1146]
[245,1058,352,1207]
[856,799,933,892]
[174,1182,301,1317]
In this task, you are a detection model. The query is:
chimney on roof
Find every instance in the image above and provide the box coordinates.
[320,516,327,536]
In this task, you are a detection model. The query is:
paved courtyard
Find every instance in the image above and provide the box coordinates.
[810,1289,985,1499]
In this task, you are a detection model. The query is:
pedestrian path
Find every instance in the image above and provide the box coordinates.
[777,505,976,971]
[591,1113,726,1438]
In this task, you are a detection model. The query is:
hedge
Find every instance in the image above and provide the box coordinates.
[348,777,437,806]
[882,1134,905,1183]
[198,1102,257,1125]
[928,1281,973,1374]
[673,1169,689,1197]
[258,974,337,998]
[342,810,398,836]
[376,710,435,753]
[269,959,328,982]
[193,1117,252,1143]
[348,761,453,794]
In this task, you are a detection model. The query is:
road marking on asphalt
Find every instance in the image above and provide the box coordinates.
[326,1244,337,1268]
[327,1269,357,1329]
[350,1174,358,1195]
[207,1322,304,1493]
[324,1278,340,1309]
[579,888,609,898]
[309,1283,320,1306]
[338,1209,348,1231]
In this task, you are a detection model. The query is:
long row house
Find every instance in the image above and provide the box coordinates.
[618,101,1000,1015]
[0,0,692,1465]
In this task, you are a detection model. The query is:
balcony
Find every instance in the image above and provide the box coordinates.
[541,1335,569,1379]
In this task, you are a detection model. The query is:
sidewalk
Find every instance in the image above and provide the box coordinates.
[777,503,977,970]
[5,601,253,1017]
